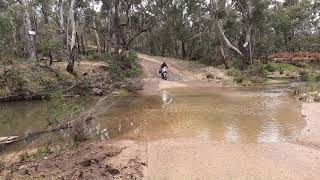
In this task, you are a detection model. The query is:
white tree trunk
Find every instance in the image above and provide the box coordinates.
[21,0,37,61]
[68,0,76,52]
[66,0,76,73]
[245,24,253,65]
[59,0,65,33]
[92,17,101,54]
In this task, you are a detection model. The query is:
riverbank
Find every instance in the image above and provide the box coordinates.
[0,53,143,103]
[1,140,146,179]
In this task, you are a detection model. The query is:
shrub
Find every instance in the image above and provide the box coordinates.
[279,67,284,75]
[265,63,276,72]
[128,51,138,63]
[227,68,242,77]
[247,62,267,78]
[125,64,142,78]
[0,68,27,96]
[249,76,265,83]
[109,51,142,80]
[91,52,112,62]
[299,71,319,82]
[34,147,54,158]
[231,57,245,70]
[227,69,247,83]
[264,62,300,74]
[116,89,129,97]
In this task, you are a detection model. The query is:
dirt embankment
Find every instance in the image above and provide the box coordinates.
[0,61,111,101]
[1,141,146,179]
[0,60,142,102]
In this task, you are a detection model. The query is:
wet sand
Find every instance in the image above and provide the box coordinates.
[300,103,320,147]
[144,138,320,179]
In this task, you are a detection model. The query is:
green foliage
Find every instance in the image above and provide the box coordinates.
[0,12,14,55]
[264,63,277,72]
[227,68,247,83]
[299,71,320,82]
[109,51,142,81]
[125,51,142,78]
[35,147,54,158]
[116,89,129,97]
[228,61,271,84]
[264,62,300,73]
[37,24,63,56]
[90,52,112,62]
[247,62,267,78]
[0,67,27,96]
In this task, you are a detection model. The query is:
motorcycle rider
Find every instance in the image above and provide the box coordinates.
[159,62,168,74]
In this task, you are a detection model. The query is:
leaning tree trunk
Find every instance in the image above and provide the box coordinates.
[219,43,230,69]
[66,0,76,74]
[21,0,37,61]
[210,0,243,69]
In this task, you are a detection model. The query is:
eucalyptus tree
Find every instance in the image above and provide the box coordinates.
[18,0,37,61]
[99,0,155,58]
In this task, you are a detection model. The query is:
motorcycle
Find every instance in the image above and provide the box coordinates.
[160,66,168,80]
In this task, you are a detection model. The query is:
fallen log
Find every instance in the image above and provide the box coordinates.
[0,136,22,145]
[0,126,71,148]
[0,93,51,103]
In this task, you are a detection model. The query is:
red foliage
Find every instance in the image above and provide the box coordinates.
[268,52,320,61]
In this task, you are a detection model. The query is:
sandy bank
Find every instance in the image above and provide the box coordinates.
[300,103,320,147]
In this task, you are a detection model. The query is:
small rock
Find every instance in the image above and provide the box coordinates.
[105,166,120,175]
[79,159,99,167]
[206,74,214,79]
[215,74,224,80]
[24,169,31,175]
[92,88,103,96]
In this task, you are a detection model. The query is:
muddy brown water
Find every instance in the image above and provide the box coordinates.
[0,85,305,153]
[96,86,304,143]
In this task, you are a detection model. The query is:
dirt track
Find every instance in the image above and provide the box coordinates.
[138,54,230,92]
